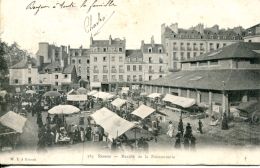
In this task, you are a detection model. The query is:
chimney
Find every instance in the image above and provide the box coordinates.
[109,35,112,45]
[90,35,93,45]
[170,23,178,34]
[161,23,166,35]
[68,45,71,64]
[151,36,155,46]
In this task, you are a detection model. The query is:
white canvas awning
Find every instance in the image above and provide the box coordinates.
[90,108,135,140]
[87,90,98,96]
[67,94,88,101]
[0,111,27,133]
[93,92,114,100]
[147,93,161,99]
[111,98,127,108]
[131,105,156,119]
[163,94,196,108]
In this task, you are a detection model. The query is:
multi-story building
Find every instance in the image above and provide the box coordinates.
[142,42,260,118]
[141,36,168,81]
[161,23,244,70]
[68,46,90,88]
[244,23,260,42]
[89,35,126,91]
[9,57,38,86]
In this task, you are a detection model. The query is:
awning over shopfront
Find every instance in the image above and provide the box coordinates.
[131,105,156,119]
[90,82,101,88]
[111,98,127,108]
[93,92,114,100]
[121,87,129,94]
[0,111,27,133]
[87,90,98,96]
[147,93,161,99]
[163,94,196,108]
[91,108,135,140]
[67,94,88,101]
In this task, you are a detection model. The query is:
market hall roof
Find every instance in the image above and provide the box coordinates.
[143,69,260,91]
[181,42,260,63]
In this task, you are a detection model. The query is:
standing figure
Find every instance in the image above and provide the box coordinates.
[221,113,229,130]
[167,121,174,138]
[190,135,196,150]
[183,133,190,150]
[178,118,184,136]
[198,119,203,134]
[185,123,192,138]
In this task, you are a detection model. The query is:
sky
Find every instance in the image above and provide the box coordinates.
[0,0,260,55]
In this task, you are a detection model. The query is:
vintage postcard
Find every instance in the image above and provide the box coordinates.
[0,0,260,165]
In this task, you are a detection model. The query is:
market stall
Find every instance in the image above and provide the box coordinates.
[0,111,27,151]
[111,98,127,109]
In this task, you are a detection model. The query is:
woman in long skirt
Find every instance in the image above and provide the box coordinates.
[167,121,174,138]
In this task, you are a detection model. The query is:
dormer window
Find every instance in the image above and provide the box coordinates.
[148,47,152,53]
[103,48,107,52]
[158,48,162,53]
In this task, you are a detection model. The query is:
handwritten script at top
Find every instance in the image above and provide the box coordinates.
[26,0,117,36]
[26,0,117,15]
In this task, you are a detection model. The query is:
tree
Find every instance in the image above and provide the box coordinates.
[0,41,8,75]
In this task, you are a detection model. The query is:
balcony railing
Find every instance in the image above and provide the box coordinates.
[119,78,124,82]
[173,57,179,61]
[200,47,205,51]
[93,69,99,73]
[103,70,108,73]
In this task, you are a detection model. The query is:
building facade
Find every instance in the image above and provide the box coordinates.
[244,23,260,42]
[161,23,244,70]
[142,42,260,117]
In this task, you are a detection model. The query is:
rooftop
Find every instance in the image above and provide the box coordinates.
[9,58,37,69]
[144,69,260,91]
[181,42,260,63]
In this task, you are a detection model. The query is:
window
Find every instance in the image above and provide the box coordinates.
[78,59,81,64]
[133,65,136,71]
[187,52,191,59]
[72,59,76,64]
[159,48,162,53]
[139,65,142,71]
[64,74,68,78]
[127,75,131,81]
[75,52,78,56]
[78,66,81,73]
[103,48,107,52]
[55,75,58,79]
[127,65,130,71]
[133,75,137,82]
[94,57,97,62]
[149,76,152,81]
[28,68,31,74]
[119,75,124,81]
[148,47,152,53]
[94,65,98,70]
[159,66,163,72]
[173,52,177,60]
[103,66,108,73]
[87,59,90,64]
[14,79,18,84]
[103,75,108,81]
[159,57,163,63]
[180,52,184,60]
[55,82,58,86]
[119,56,123,62]
[119,48,123,52]
[112,75,116,81]
[159,75,163,78]
[139,75,142,81]
[94,75,98,82]
[28,77,32,84]
[103,56,107,62]
[149,57,152,63]
[193,52,197,57]
[111,56,115,61]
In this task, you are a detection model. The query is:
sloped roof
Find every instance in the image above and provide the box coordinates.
[142,44,165,53]
[63,64,75,74]
[91,39,125,47]
[182,42,260,63]
[10,58,37,69]
[143,69,260,91]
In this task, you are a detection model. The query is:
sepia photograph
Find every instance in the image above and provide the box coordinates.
[0,0,260,165]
